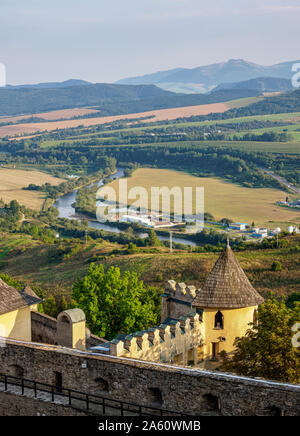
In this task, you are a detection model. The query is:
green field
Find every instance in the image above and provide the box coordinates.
[38,111,300,154]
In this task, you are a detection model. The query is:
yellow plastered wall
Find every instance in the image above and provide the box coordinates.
[201,305,257,367]
[72,321,86,351]
[0,306,32,341]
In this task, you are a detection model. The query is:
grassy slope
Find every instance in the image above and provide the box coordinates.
[0,233,299,300]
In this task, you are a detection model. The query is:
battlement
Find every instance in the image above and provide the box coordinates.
[165,280,197,301]
[96,313,203,365]
[161,280,198,322]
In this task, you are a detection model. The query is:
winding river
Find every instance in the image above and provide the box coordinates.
[54,168,197,247]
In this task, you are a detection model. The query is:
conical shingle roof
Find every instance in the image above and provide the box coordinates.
[193,243,264,309]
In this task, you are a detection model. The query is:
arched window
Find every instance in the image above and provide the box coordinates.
[202,393,221,414]
[94,377,109,393]
[214,311,224,329]
[8,364,24,378]
[148,387,163,407]
[60,315,70,324]
[265,406,282,416]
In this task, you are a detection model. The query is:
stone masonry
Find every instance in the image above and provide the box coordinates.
[0,340,299,416]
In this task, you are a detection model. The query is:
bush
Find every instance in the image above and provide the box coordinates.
[271,261,282,272]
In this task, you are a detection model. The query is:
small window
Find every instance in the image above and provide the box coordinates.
[214,310,224,329]
[148,388,163,407]
[202,393,220,413]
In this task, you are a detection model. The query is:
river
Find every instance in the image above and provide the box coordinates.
[54,168,197,247]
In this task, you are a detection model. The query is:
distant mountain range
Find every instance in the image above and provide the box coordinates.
[116,59,299,93]
[214,77,294,93]
[6,79,92,89]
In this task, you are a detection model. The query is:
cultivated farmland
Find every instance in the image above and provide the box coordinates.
[0,168,64,209]
[102,168,300,227]
[0,102,232,138]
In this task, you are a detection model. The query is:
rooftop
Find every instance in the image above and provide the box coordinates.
[193,243,264,309]
[0,279,42,316]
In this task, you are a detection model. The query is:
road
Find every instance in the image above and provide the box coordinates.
[260,167,300,194]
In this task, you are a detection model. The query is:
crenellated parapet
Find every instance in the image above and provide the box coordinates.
[165,280,197,301]
[105,313,204,366]
[161,280,198,322]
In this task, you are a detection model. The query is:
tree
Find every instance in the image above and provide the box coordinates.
[41,295,58,318]
[286,292,300,309]
[220,296,300,384]
[146,229,161,247]
[72,264,160,340]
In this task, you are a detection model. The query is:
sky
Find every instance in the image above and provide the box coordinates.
[0,0,300,85]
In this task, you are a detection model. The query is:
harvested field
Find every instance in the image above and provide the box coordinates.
[1,102,230,138]
[0,107,100,124]
[0,169,64,209]
[101,168,300,227]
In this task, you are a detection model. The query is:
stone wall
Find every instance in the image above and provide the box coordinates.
[0,340,299,416]
[31,311,57,345]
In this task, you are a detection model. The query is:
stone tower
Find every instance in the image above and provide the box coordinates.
[161,280,197,323]
[192,241,264,367]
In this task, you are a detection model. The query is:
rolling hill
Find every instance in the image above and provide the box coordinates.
[0,83,174,116]
[0,83,259,117]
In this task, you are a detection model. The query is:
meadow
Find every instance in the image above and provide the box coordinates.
[0,168,64,209]
[102,168,300,227]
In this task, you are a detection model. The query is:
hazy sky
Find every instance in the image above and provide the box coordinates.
[1,0,300,85]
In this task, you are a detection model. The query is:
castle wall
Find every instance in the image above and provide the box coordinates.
[108,313,204,365]
[0,340,299,416]
[31,311,57,345]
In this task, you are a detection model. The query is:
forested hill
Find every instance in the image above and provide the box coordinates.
[0,83,173,116]
[183,89,300,123]
[224,89,300,118]
[0,83,259,117]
